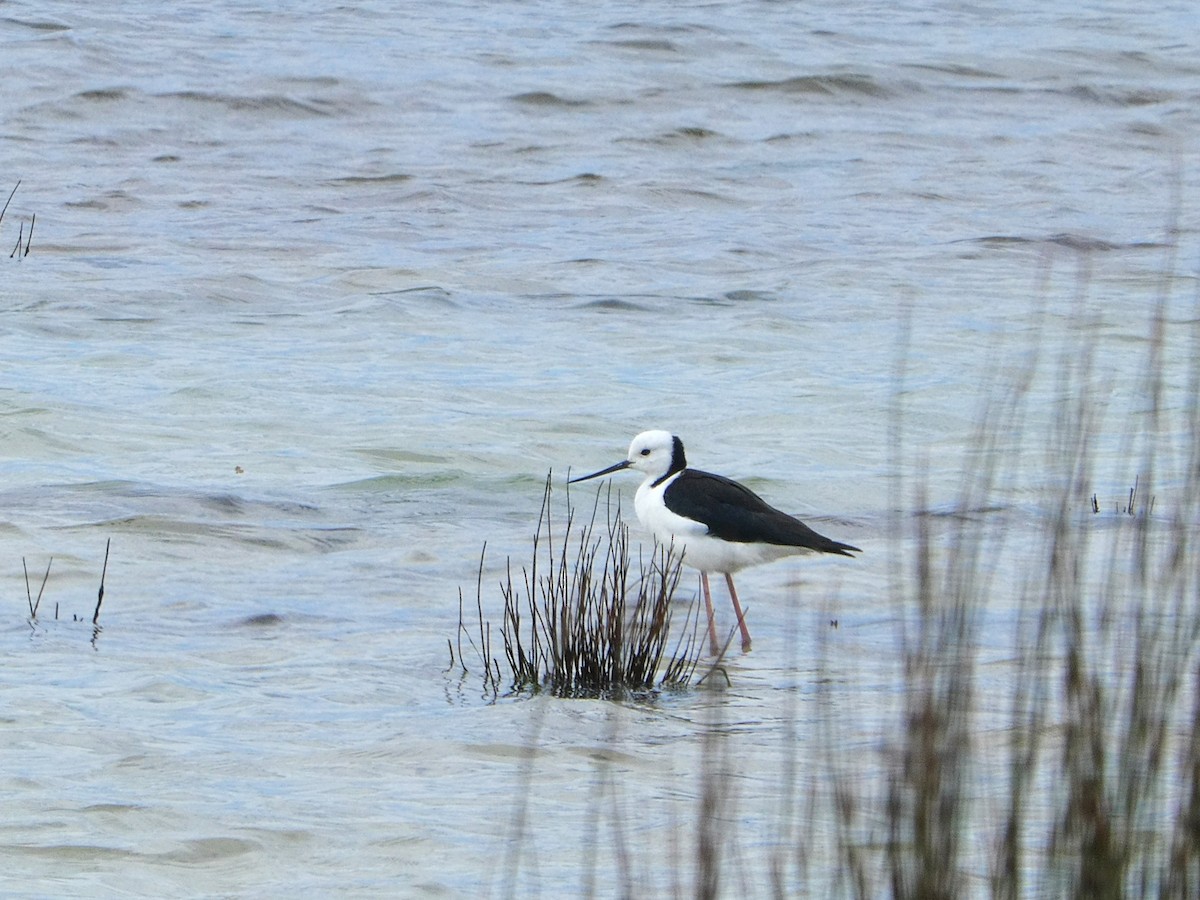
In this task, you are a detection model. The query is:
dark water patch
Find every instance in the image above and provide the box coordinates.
[1064,84,1174,107]
[47,482,340,543]
[88,515,361,553]
[902,62,1003,80]
[672,126,721,139]
[66,482,265,516]
[327,173,413,186]
[511,91,590,108]
[607,20,706,36]
[687,293,740,306]
[279,75,342,88]
[576,291,746,309]
[156,836,260,864]
[724,289,777,303]
[1046,233,1126,251]
[367,285,456,306]
[235,612,286,628]
[965,234,1169,252]
[955,82,1178,108]
[353,447,448,466]
[573,297,654,312]
[763,131,820,143]
[19,844,137,862]
[598,38,679,53]
[518,172,605,186]
[62,479,144,495]
[3,17,70,32]
[75,88,129,102]
[82,802,145,814]
[914,504,1010,522]
[726,73,892,98]
[62,189,142,211]
[647,186,740,206]
[628,126,729,147]
[330,472,464,492]
[1127,120,1169,137]
[162,91,334,117]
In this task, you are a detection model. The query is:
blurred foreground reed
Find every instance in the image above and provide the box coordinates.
[477,239,1200,897]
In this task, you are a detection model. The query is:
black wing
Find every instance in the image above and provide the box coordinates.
[665,469,860,556]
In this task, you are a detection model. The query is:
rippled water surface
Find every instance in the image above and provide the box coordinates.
[3,1,1198,895]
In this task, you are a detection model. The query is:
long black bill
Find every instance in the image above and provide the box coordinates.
[569,459,630,483]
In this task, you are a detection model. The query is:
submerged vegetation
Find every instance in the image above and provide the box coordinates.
[456,475,705,700]
[23,539,111,645]
[1,181,34,258]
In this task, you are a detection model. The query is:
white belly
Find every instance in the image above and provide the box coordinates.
[634,476,809,573]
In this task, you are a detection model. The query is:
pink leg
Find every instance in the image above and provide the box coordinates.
[725,573,752,652]
[700,572,720,655]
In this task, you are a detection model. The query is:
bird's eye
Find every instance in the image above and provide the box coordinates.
[640,448,651,456]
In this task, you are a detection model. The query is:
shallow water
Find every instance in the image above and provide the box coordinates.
[3,0,1199,895]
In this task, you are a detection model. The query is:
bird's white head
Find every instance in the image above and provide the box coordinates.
[570,429,687,485]
[625,429,681,478]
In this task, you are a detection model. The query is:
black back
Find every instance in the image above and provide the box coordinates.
[663,468,860,556]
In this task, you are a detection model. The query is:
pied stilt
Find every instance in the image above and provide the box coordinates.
[570,430,860,654]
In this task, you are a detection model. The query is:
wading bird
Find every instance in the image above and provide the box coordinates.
[571,430,860,654]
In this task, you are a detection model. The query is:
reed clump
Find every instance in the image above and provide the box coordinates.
[457,473,702,700]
